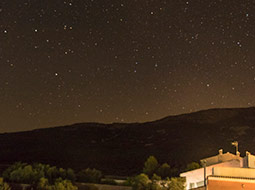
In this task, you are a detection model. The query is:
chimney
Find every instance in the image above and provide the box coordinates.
[219,149,223,155]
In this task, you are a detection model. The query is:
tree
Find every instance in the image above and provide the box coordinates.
[143,156,159,177]
[132,174,150,190]
[2,162,27,181]
[38,177,77,190]
[0,178,10,190]
[46,166,59,184]
[185,162,200,171]
[3,162,77,189]
[54,178,78,190]
[168,177,185,190]
[9,165,37,184]
[21,165,35,184]
[66,169,76,182]
[37,177,49,190]
[77,168,102,183]
[156,163,171,179]
[148,182,162,190]
[150,174,162,190]
[151,174,161,181]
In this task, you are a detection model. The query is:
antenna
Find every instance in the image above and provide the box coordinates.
[201,160,207,189]
[231,141,238,155]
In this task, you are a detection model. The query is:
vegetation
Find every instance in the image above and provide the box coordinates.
[127,173,185,190]
[185,162,201,171]
[0,155,185,190]
[77,168,102,183]
[0,178,10,190]
[3,162,76,185]
[38,178,77,190]
[156,163,171,179]
[168,178,185,190]
[2,162,111,189]
[143,156,178,179]
[143,156,159,178]
[128,156,185,190]
[151,174,161,181]
[130,173,151,190]
[2,162,77,190]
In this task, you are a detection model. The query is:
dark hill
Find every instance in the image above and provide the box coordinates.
[1,107,255,175]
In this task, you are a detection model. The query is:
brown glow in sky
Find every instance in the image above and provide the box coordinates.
[0,0,255,132]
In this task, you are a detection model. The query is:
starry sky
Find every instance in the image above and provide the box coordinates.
[1,0,255,132]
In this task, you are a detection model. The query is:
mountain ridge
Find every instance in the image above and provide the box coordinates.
[0,107,255,175]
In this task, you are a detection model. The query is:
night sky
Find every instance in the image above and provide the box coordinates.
[1,0,255,132]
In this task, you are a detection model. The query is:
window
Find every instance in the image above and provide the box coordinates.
[189,183,195,188]
[196,181,204,187]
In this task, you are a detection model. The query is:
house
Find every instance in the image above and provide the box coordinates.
[180,149,255,190]
[207,166,255,190]
[180,149,243,189]
[207,152,255,190]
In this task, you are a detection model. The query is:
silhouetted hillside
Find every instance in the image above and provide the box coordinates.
[1,107,255,175]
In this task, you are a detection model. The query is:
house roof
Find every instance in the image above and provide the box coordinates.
[200,151,242,166]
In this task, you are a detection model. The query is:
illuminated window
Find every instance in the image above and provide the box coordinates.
[189,183,195,188]
[196,181,204,187]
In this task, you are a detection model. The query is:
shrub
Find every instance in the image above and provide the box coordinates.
[185,162,200,172]
[38,177,77,190]
[0,178,10,190]
[77,168,102,183]
[151,174,161,181]
[143,156,159,178]
[156,163,172,179]
[3,162,77,190]
[2,162,27,181]
[168,177,185,190]
[131,173,150,190]
[129,174,185,190]
[3,162,76,185]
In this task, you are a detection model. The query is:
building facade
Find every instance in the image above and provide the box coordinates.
[207,166,255,190]
[180,149,255,190]
[180,149,243,189]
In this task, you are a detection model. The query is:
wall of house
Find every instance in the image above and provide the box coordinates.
[207,177,255,190]
[180,159,242,190]
[213,167,255,178]
[243,154,255,168]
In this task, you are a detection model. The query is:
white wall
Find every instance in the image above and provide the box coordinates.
[180,159,242,190]
[213,167,255,178]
